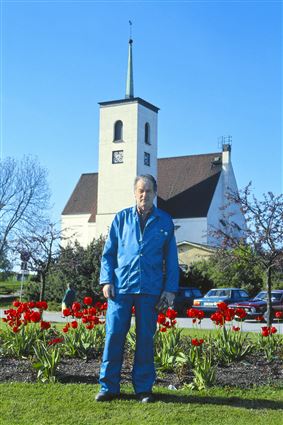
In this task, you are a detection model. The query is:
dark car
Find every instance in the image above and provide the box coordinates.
[173,287,203,316]
[192,288,250,314]
[228,290,283,321]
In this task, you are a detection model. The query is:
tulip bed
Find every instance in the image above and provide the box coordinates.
[0,298,282,389]
[0,298,283,425]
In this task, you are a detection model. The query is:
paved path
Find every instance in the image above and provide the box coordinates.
[1,308,282,334]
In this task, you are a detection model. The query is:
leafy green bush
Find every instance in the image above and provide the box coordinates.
[24,237,106,304]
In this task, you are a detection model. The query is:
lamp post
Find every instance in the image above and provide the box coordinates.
[20,250,30,301]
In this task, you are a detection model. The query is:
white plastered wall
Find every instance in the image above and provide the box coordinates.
[207,156,246,246]
[173,217,208,245]
[61,214,96,248]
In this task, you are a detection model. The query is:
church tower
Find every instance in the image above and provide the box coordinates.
[95,37,159,236]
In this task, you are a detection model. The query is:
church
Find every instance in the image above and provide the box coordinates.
[61,38,245,264]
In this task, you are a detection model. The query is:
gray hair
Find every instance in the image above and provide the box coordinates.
[134,174,157,193]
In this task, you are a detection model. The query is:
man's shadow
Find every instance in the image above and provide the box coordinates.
[120,393,283,410]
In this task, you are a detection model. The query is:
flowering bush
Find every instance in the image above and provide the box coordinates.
[212,325,253,365]
[1,301,52,357]
[257,326,281,361]
[154,308,185,371]
[33,339,62,383]
[186,308,205,324]
[210,302,247,327]
[209,303,252,365]
[60,297,107,359]
[1,298,107,360]
[186,338,216,390]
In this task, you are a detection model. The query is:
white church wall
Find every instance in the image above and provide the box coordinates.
[173,217,207,244]
[207,161,245,246]
[61,214,96,248]
[97,102,139,216]
[136,103,158,179]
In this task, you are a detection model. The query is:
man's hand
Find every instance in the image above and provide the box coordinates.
[103,284,115,299]
[155,291,175,313]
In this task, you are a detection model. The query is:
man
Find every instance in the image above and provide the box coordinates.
[61,283,76,314]
[96,174,179,403]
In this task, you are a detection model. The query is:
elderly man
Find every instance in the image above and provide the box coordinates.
[96,174,179,403]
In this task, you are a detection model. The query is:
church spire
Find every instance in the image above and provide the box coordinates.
[125,21,134,99]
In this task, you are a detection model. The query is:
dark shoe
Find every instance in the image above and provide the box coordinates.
[137,392,154,403]
[95,392,118,402]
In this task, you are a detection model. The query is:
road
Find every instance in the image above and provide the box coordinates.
[1,308,282,334]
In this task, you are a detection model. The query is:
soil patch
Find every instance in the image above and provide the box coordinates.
[0,352,282,388]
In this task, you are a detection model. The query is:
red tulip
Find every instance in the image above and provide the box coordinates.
[71,320,78,329]
[30,311,41,323]
[166,308,177,320]
[191,338,204,346]
[232,326,240,332]
[63,308,72,317]
[72,302,81,312]
[157,313,166,325]
[217,302,228,311]
[48,337,64,346]
[83,296,93,306]
[40,320,51,330]
[235,308,247,320]
[186,308,196,318]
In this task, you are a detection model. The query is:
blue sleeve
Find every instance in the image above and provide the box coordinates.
[99,216,119,285]
[163,222,179,293]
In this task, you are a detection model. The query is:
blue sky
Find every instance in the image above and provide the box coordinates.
[1,0,282,223]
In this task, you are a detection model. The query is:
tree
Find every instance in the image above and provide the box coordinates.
[212,184,283,325]
[0,156,50,260]
[16,223,62,301]
[189,246,264,296]
[43,237,106,305]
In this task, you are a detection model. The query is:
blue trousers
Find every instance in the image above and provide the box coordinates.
[99,293,159,394]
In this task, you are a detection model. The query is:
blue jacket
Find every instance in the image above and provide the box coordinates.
[100,206,179,295]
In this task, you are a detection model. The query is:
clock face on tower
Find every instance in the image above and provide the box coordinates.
[112,150,124,164]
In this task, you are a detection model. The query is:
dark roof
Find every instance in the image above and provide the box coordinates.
[62,153,223,221]
[99,97,159,113]
[157,153,222,218]
[62,173,98,221]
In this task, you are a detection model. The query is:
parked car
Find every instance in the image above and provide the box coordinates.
[173,287,203,316]
[192,288,250,314]
[228,290,283,321]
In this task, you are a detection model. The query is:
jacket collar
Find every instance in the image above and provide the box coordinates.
[133,204,160,219]
[132,205,160,221]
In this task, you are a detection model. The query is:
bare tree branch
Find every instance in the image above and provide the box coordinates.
[0,156,50,261]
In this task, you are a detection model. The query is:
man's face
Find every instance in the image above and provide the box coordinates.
[134,179,156,212]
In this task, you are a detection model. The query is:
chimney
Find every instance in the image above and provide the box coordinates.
[220,136,232,165]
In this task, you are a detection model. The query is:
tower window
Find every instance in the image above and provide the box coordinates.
[114,120,123,142]
[112,150,124,164]
[145,122,150,145]
[144,152,150,166]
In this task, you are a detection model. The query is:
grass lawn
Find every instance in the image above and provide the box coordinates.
[0,279,21,294]
[0,383,282,425]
